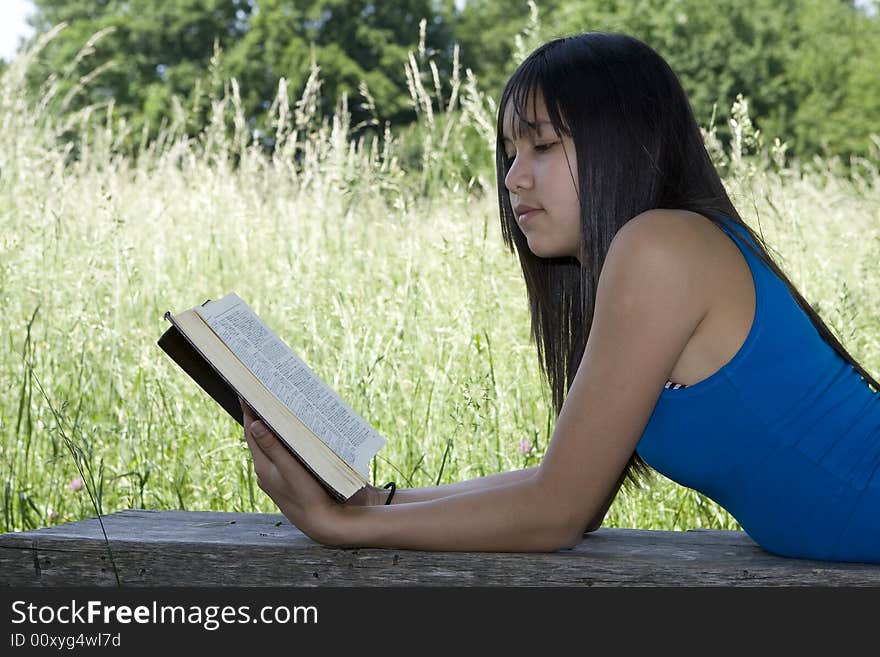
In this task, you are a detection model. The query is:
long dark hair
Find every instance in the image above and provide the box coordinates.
[494,32,880,490]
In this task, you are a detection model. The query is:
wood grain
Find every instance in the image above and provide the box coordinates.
[1,509,877,586]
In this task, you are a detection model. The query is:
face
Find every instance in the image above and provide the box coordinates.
[501,91,580,260]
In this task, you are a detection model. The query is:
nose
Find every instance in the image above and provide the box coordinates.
[504,153,532,194]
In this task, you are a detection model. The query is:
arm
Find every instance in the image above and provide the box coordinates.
[339,474,571,552]
[583,470,626,533]
[351,467,540,506]
[244,408,565,550]
[245,211,710,552]
[393,467,621,535]
[354,465,614,533]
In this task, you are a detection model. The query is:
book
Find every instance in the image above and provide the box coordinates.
[157,292,387,501]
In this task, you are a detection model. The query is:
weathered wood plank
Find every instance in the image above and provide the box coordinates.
[0,509,877,586]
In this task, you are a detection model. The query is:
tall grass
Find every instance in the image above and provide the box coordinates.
[1,23,878,536]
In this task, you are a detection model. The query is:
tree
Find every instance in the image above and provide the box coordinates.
[18,0,880,164]
[224,1,458,135]
[450,0,568,103]
[544,0,880,165]
[779,0,880,162]
[27,0,251,139]
[25,0,460,145]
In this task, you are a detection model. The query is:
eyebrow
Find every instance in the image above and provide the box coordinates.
[501,119,553,143]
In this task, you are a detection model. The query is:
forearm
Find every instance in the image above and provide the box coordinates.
[334,475,578,552]
[388,466,540,504]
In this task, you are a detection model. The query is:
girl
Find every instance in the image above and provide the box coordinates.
[241,32,880,563]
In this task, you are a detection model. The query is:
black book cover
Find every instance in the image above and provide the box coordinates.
[157,312,245,427]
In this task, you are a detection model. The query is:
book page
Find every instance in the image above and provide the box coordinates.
[195,293,386,478]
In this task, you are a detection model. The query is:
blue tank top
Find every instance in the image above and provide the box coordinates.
[636,217,880,563]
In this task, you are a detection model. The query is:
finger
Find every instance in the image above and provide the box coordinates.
[245,430,277,483]
[246,419,296,468]
[245,421,314,487]
[245,432,304,508]
[239,397,253,424]
[239,403,272,454]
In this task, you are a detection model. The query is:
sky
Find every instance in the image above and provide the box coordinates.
[1,0,35,61]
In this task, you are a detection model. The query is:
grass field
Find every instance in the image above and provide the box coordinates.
[1,37,878,537]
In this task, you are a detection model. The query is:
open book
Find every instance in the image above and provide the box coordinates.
[157,292,387,501]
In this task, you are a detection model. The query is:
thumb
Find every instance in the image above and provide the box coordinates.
[248,420,275,447]
[247,420,290,467]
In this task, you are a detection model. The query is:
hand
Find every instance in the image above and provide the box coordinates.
[344,484,388,507]
[240,399,343,545]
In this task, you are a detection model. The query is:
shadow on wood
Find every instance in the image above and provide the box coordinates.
[1,509,878,586]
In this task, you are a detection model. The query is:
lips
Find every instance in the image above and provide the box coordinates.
[514,204,543,225]
[514,204,541,216]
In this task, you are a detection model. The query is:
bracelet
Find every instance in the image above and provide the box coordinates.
[383,481,397,505]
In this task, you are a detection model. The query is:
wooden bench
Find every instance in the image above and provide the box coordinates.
[1,509,877,586]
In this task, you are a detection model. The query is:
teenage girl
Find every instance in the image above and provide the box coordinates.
[241,32,880,563]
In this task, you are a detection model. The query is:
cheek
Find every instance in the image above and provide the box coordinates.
[553,186,580,227]
[560,203,581,245]
[548,157,578,197]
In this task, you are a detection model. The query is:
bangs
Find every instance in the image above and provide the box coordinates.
[498,55,572,145]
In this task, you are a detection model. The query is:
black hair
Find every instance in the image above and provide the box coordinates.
[494,31,880,492]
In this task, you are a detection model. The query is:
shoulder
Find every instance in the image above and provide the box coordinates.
[608,208,717,270]
[599,208,716,318]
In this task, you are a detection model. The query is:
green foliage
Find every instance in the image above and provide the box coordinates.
[26,0,251,142]
[17,0,880,167]
[779,0,880,162]
[26,0,458,147]
[448,0,561,98]
[538,0,880,166]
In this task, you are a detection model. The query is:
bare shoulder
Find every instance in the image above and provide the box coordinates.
[606,208,723,316]
[602,208,717,313]
[535,208,716,544]
[612,208,720,265]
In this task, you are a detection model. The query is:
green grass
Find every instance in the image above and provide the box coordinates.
[1,35,878,537]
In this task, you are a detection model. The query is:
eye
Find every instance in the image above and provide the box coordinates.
[534,142,557,153]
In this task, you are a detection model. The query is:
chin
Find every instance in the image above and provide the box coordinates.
[526,238,577,260]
